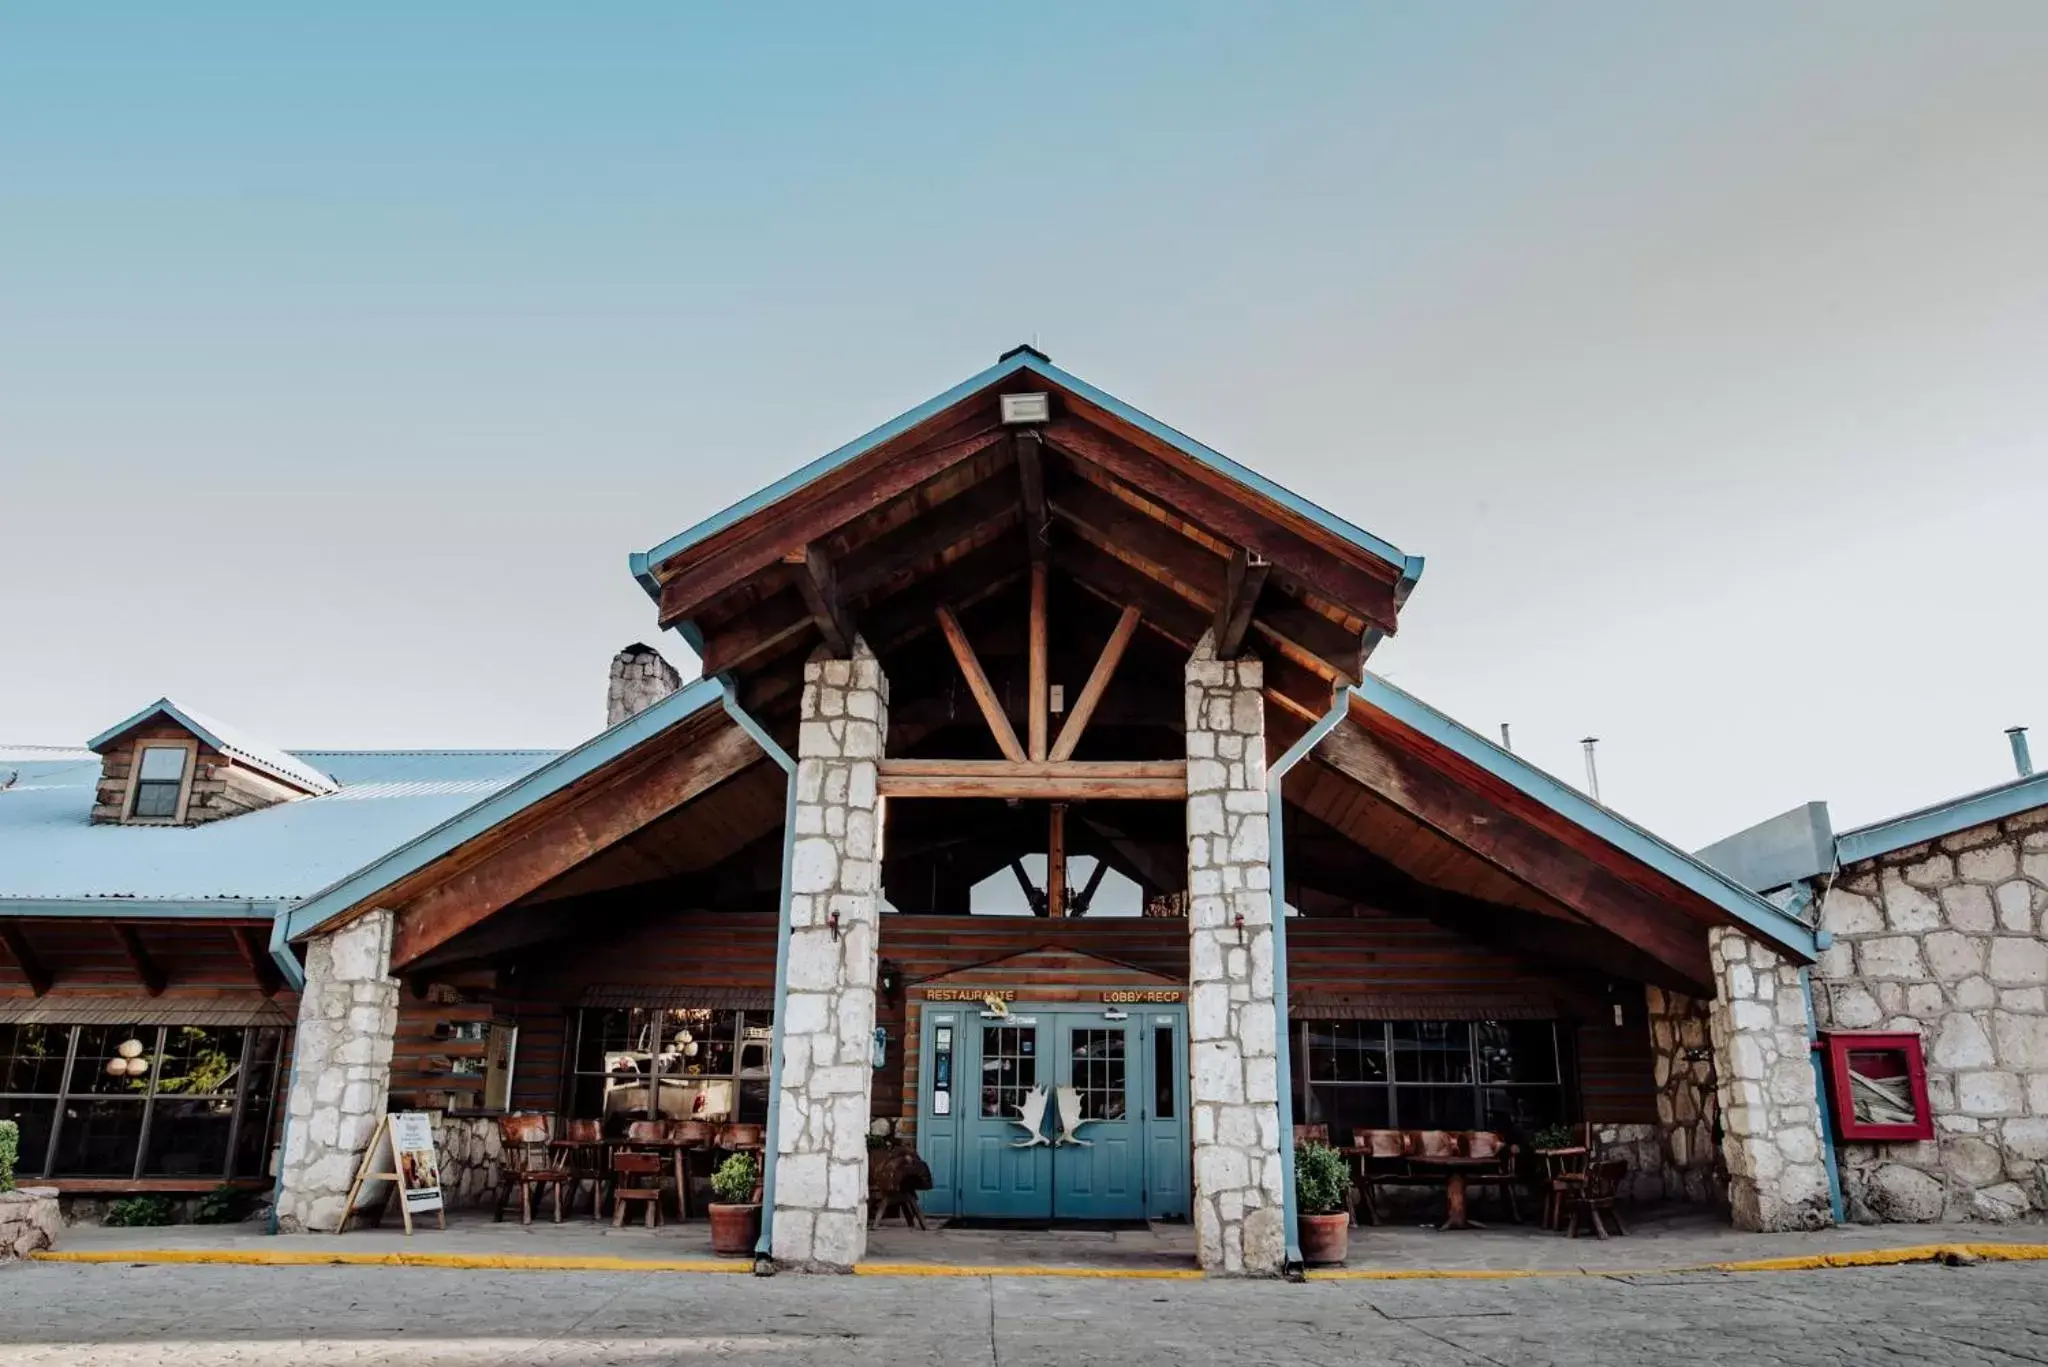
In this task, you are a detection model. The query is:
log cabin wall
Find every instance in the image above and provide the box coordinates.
[478,906,1656,1130]
[88,720,305,825]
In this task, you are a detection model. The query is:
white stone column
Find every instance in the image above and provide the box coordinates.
[1184,631,1285,1276]
[771,639,887,1271]
[275,909,399,1232]
[1707,925,1832,1231]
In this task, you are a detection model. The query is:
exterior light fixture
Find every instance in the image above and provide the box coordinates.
[1000,392,1051,425]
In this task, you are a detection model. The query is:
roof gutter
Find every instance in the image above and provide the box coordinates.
[718,674,797,1272]
[1265,685,1351,1278]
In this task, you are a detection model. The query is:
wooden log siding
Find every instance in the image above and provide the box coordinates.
[0,919,298,1000]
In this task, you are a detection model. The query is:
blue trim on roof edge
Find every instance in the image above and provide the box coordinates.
[267,905,306,991]
[1351,678,1817,961]
[632,352,1419,597]
[1835,771,2048,868]
[0,899,282,919]
[282,677,732,942]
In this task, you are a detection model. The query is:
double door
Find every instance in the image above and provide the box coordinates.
[919,1005,1187,1223]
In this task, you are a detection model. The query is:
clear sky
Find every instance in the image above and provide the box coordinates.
[4,4,2045,850]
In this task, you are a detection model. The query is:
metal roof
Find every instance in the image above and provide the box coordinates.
[630,347,1424,602]
[0,748,557,911]
[87,698,342,795]
[1351,676,1818,961]
[1835,770,2048,868]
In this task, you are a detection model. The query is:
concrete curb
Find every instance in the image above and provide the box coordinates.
[29,1241,2048,1279]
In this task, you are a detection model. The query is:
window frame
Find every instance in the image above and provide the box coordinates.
[566,1006,774,1131]
[0,1022,282,1181]
[123,739,199,824]
[1294,1018,1567,1136]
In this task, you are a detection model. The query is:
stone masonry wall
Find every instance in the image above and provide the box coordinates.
[276,909,399,1233]
[1708,926,1832,1231]
[1184,632,1285,1277]
[1813,810,2048,1222]
[606,643,682,728]
[772,640,887,1271]
[1645,986,1720,1204]
[434,1114,505,1210]
[0,1187,61,1260]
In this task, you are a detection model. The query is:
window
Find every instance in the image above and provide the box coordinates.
[0,1023,285,1181]
[568,1007,773,1135]
[1294,1019,1567,1141]
[128,744,193,821]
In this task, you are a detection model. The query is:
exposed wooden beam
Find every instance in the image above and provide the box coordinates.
[1313,722,1712,985]
[1072,812,1187,896]
[863,537,1029,654]
[112,924,166,997]
[656,425,1007,626]
[392,723,764,967]
[1009,859,1048,917]
[1028,561,1049,761]
[877,758,1187,800]
[1067,856,1112,917]
[835,471,1024,602]
[934,605,1028,763]
[230,925,285,998]
[1015,430,1049,564]
[1047,803,1068,918]
[1213,548,1269,659]
[1049,604,1141,762]
[698,588,816,678]
[795,543,855,655]
[1042,416,1403,633]
[0,924,50,996]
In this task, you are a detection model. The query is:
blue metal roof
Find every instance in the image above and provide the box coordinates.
[1835,771,2048,868]
[1352,677,1818,961]
[88,698,341,795]
[0,747,556,912]
[630,348,1424,601]
[283,677,735,942]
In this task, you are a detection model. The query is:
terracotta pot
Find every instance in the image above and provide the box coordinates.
[1298,1211,1350,1265]
[708,1203,761,1257]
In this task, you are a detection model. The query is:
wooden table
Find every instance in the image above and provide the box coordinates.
[1406,1155,1501,1230]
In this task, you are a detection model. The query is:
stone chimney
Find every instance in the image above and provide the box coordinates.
[607,644,682,727]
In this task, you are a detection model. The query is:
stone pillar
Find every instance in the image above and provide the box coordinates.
[275,909,399,1232]
[1184,630,1285,1276]
[1707,926,1832,1231]
[771,639,887,1270]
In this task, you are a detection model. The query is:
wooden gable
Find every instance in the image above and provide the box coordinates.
[912,943,1186,994]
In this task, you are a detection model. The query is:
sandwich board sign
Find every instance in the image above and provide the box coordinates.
[338,1111,447,1235]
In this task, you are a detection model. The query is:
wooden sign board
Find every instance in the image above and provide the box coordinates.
[339,1111,447,1235]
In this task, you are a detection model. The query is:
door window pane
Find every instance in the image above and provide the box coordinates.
[52,1099,147,1175]
[1153,1024,1175,1120]
[0,1024,67,1093]
[1391,1022,1472,1084]
[1070,1029,1126,1121]
[980,1026,1037,1120]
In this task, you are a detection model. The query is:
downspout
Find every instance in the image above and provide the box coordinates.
[265,902,305,1234]
[1266,684,1351,1277]
[720,677,798,1271]
[1778,881,1846,1225]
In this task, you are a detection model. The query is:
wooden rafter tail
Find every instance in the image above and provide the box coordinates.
[935,604,1028,762]
[795,543,855,655]
[0,923,51,996]
[1049,605,1142,762]
[231,924,285,997]
[1213,548,1270,659]
[112,923,166,997]
[1028,560,1049,761]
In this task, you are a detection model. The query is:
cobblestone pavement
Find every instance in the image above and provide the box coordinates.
[7,1259,2048,1365]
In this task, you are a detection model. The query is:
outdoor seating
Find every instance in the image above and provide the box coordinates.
[1348,1128,1411,1225]
[610,1150,666,1229]
[494,1113,571,1225]
[554,1117,609,1219]
[1562,1158,1630,1239]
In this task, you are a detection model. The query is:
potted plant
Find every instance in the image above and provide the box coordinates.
[707,1151,761,1257]
[1295,1141,1351,1264]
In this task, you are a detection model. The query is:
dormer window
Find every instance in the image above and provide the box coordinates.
[128,743,195,821]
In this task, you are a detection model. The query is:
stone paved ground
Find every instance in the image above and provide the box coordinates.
[7,1260,2048,1366]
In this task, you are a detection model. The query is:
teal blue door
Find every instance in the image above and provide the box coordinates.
[918,1003,1185,1223]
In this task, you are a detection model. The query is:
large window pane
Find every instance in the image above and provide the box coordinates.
[1306,1020,1387,1083]
[155,1026,244,1096]
[1479,1086,1565,1135]
[1304,1083,1391,1140]
[1476,1022,1558,1084]
[143,1096,234,1176]
[2,1098,57,1178]
[1391,1022,1472,1084]
[0,1024,68,1094]
[52,1099,146,1175]
[69,1025,159,1096]
[232,1030,284,1177]
[1392,1085,1476,1130]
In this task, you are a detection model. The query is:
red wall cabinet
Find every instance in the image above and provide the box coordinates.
[1820,1031,1934,1143]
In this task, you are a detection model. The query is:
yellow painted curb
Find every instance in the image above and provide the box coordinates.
[854,1263,1204,1279]
[30,1248,747,1274]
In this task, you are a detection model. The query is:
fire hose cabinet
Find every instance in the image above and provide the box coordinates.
[1820,1031,1934,1143]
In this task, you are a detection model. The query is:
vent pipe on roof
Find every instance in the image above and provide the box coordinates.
[1581,736,1602,805]
[2008,726,2034,779]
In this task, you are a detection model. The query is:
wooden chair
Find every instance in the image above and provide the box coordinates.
[1351,1129,1412,1226]
[494,1114,571,1225]
[1292,1123,1329,1146]
[611,1151,666,1229]
[1563,1158,1630,1239]
[1412,1129,1460,1159]
[1461,1131,1522,1224]
[868,1144,934,1230]
[1538,1145,1590,1230]
[559,1117,607,1218]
